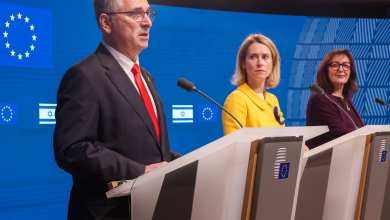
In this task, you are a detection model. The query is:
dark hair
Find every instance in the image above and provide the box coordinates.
[316,49,359,97]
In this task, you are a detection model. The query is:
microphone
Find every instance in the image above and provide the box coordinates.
[177,78,196,92]
[310,83,324,95]
[309,84,358,130]
[375,97,390,107]
[177,78,243,128]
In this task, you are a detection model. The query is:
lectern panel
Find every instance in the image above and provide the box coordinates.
[152,160,198,220]
[361,132,390,220]
[249,136,303,220]
[380,158,390,220]
[295,148,333,220]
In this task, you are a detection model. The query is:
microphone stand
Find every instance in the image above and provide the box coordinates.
[195,89,243,128]
[322,94,358,130]
[177,78,243,128]
[310,84,358,130]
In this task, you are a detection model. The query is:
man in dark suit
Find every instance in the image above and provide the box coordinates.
[53,0,181,219]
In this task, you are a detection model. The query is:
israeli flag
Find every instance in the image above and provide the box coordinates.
[39,103,56,124]
[172,105,193,123]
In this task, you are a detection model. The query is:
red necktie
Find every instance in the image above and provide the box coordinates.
[131,64,160,143]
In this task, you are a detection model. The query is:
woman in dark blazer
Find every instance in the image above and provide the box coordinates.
[306,49,365,149]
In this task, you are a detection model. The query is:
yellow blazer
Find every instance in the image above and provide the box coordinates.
[222,83,285,135]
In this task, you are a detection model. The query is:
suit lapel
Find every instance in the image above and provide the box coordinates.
[238,83,267,110]
[96,44,161,147]
[140,67,167,154]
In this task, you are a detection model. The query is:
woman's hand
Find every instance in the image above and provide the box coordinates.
[304,145,310,152]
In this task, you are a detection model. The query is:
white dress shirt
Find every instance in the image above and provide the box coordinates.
[102,41,158,119]
[257,92,265,100]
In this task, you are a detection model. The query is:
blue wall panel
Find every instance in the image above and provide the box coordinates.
[0,1,388,219]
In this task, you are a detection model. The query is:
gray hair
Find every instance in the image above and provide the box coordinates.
[93,0,123,29]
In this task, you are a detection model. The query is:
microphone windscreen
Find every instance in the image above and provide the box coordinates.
[375,97,387,105]
[310,84,324,95]
[177,78,196,92]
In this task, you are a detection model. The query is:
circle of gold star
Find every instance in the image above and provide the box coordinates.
[3,12,36,60]
[2,105,14,123]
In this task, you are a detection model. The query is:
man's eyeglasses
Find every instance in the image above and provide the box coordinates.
[105,11,156,22]
[329,62,351,71]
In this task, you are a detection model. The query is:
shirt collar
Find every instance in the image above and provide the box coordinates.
[102,41,140,74]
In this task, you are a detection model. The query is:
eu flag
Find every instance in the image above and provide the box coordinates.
[197,105,218,122]
[381,150,387,163]
[0,2,52,69]
[0,103,18,124]
[278,162,290,180]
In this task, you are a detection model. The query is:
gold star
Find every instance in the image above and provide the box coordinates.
[3,31,8,38]
[30,24,34,31]
[32,34,37,41]
[10,14,15,21]
[25,51,30,58]
[11,50,15,56]
[24,16,29,23]
[17,13,22,19]
[30,44,35,51]
[5,21,10,28]
[5,42,10,48]
[18,53,22,60]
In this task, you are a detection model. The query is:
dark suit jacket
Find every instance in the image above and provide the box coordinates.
[305,92,365,149]
[53,43,181,219]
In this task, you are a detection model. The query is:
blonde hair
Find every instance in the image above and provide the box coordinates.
[231,34,281,88]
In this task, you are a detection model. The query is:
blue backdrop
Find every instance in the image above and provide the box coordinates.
[0,1,388,219]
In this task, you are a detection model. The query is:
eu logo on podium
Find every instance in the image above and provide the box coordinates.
[278,162,290,180]
[381,150,387,163]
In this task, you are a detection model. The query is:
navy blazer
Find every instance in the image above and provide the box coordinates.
[305,92,365,149]
[53,43,181,219]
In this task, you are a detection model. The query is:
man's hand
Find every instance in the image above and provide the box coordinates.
[145,161,168,173]
[304,145,310,152]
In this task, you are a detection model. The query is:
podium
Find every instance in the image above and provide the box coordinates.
[295,125,390,220]
[106,127,328,220]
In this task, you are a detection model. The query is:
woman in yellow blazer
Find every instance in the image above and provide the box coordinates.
[222,34,285,135]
